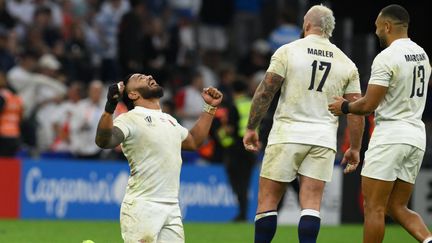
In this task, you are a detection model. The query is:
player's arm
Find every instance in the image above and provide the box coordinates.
[344,93,364,150]
[346,84,387,115]
[95,113,125,149]
[182,87,223,150]
[329,84,387,116]
[95,82,125,149]
[247,72,284,130]
[341,93,365,173]
[243,72,284,152]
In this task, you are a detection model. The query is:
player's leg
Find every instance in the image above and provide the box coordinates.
[120,200,165,243]
[361,176,394,243]
[297,145,335,243]
[386,179,432,242]
[298,175,325,243]
[158,203,185,243]
[386,146,432,242]
[255,177,286,243]
[256,143,304,243]
[361,144,406,243]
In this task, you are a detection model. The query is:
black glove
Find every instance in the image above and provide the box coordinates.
[105,83,120,114]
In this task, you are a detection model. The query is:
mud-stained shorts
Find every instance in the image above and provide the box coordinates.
[260,143,336,182]
[120,200,184,243]
[361,144,424,184]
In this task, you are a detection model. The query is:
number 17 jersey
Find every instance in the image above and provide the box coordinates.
[266,34,361,151]
[368,38,431,151]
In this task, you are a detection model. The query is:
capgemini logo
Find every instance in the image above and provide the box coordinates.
[25,167,129,218]
[179,175,237,217]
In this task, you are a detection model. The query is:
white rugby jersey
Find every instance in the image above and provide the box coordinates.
[267,34,361,150]
[368,38,431,150]
[114,106,188,203]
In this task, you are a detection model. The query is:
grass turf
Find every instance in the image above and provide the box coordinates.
[0,220,416,243]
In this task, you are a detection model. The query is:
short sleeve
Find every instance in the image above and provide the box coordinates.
[266,46,287,78]
[168,115,189,141]
[344,67,361,94]
[368,54,392,87]
[113,113,133,139]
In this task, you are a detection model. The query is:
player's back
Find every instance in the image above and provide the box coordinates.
[267,34,360,150]
[368,38,431,150]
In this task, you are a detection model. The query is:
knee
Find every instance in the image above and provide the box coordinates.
[363,201,386,216]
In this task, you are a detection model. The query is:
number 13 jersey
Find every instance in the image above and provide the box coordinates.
[368,38,431,150]
[266,34,361,151]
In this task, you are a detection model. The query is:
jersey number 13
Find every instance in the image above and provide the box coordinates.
[410,65,425,98]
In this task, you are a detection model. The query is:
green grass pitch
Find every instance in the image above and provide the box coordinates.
[0,220,417,243]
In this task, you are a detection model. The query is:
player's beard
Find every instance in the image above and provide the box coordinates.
[378,35,388,48]
[137,85,164,99]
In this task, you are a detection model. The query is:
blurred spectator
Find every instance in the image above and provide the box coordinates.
[0,28,15,72]
[32,6,62,49]
[0,0,16,30]
[69,80,104,159]
[232,0,263,58]
[34,0,63,27]
[217,66,236,105]
[174,13,196,67]
[34,54,67,151]
[7,50,38,147]
[268,8,301,53]
[0,71,23,157]
[198,50,219,88]
[222,79,255,221]
[51,81,83,152]
[117,0,148,77]
[237,39,271,77]
[95,0,130,82]
[175,72,204,129]
[6,0,35,26]
[198,0,233,52]
[141,17,172,83]
[65,22,93,83]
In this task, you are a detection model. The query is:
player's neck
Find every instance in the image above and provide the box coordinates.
[387,33,409,46]
[305,29,324,38]
[134,98,161,110]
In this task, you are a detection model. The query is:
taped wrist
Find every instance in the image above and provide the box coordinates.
[105,100,118,114]
[203,103,217,115]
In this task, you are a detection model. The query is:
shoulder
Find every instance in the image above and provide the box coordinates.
[372,48,395,68]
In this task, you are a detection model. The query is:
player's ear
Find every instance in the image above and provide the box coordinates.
[128,91,139,100]
[384,20,392,33]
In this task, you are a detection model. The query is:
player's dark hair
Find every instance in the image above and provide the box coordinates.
[122,74,135,111]
[380,4,410,25]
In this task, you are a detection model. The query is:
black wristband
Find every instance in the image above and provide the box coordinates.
[341,101,350,114]
[105,100,118,114]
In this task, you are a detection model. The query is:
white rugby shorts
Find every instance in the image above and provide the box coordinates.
[120,199,184,243]
[260,143,336,182]
[361,144,424,184]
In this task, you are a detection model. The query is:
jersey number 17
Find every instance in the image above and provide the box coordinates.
[308,60,331,92]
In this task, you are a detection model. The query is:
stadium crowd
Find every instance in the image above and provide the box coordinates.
[0,0,431,167]
[0,0,304,161]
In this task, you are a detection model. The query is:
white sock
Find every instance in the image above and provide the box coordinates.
[423,236,432,243]
[300,209,320,218]
[255,211,278,221]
